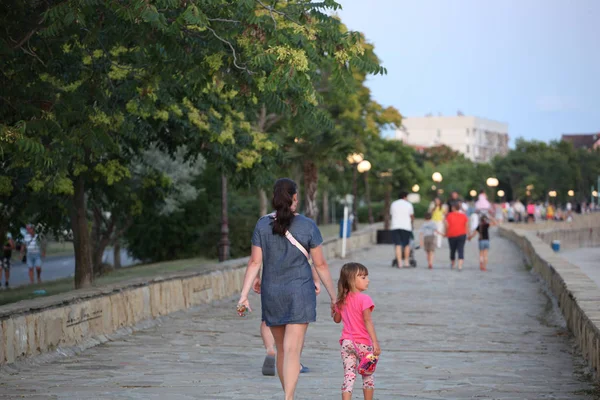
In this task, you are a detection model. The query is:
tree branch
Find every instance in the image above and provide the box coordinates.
[207,18,241,24]
[205,27,253,74]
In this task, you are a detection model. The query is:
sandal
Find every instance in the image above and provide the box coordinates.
[262,355,276,376]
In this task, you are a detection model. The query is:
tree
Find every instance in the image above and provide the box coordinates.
[2,0,378,286]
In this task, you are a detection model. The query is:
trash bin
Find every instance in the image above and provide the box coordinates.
[551,240,560,252]
[339,219,351,238]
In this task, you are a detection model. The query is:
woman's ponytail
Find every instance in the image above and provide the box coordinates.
[272,178,297,236]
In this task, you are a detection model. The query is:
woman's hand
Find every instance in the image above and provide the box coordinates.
[372,341,381,357]
[252,276,261,294]
[314,281,321,295]
[237,297,252,315]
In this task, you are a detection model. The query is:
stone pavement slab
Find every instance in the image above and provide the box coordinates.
[561,247,600,289]
[0,231,598,399]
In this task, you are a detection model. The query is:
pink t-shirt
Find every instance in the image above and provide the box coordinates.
[337,292,375,346]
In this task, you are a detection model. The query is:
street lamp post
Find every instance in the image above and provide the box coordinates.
[432,172,443,199]
[347,153,364,232]
[357,160,373,224]
[486,177,499,201]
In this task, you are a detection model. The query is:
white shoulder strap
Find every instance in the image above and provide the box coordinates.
[267,212,312,263]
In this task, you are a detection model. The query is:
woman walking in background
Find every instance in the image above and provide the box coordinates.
[430,197,445,248]
[237,178,337,400]
[444,202,469,271]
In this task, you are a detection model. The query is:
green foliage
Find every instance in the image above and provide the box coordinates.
[126,166,258,262]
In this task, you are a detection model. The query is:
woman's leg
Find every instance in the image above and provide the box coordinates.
[427,251,433,268]
[270,325,286,390]
[479,249,484,270]
[448,237,457,268]
[341,340,357,400]
[436,221,443,248]
[279,323,308,400]
[457,235,466,270]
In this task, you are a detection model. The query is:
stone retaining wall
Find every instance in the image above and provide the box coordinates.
[499,226,600,378]
[0,225,378,366]
[536,226,600,250]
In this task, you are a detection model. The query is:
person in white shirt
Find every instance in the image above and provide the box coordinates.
[390,191,414,268]
[20,224,46,284]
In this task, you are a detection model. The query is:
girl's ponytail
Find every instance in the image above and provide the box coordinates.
[272,178,297,236]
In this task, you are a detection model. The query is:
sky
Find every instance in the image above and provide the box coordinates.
[335,0,600,145]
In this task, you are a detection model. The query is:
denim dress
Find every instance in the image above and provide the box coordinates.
[252,214,324,327]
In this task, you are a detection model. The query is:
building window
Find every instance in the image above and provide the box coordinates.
[437,129,441,138]
[466,128,469,136]
[466,145,470,153]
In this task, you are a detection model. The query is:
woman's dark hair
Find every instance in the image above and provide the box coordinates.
[272,178,297,236]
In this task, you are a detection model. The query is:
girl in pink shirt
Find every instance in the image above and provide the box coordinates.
[332,263,381,400]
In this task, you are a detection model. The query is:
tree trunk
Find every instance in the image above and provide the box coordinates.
[303,159,319,221]
[113,241,122,269]
[218,173,230,261]
[384,183,392,230]
[71,175,93,289]
[91,207,114,276]
[322,189,329,225]
[352,166,358,231]
[259,188,268,216]
[364,172,373,224]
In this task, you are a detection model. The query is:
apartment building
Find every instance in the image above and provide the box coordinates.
[394,115,509,162]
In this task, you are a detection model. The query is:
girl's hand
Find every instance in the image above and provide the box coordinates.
[372,341,381,357]
[330,300,337,317]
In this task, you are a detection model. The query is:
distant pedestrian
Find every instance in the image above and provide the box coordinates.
[390,191,414,268]
[2,233,15,289]
[446,191,460,211]
[444,202,469,271]
[237,178,337,400]
[475,191,491,216]
[546,204,555,221]
[526,201,535,223]
[20,224,46,284]
[468,215,497,271]
[429,197,445,249]
[332,263,380,400]
[419,213,442,269]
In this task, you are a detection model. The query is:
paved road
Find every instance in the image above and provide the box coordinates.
[4,249,137,288]
[561,247,600,289]
[0,231,597,399]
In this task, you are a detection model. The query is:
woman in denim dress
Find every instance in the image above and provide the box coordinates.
[238,178,337,400]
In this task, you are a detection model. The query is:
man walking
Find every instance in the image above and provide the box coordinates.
[390,191,414,268]
[20,224,46,284]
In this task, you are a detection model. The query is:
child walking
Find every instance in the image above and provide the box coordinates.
[468,215,497,271]
[419,212,443,269]
[332,263,381,400]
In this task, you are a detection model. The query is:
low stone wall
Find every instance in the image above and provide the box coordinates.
[0,225,378,366]
[537,226,600,250]
[499,226,600,378]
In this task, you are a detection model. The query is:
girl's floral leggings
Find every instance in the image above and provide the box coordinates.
[340,339,375,393]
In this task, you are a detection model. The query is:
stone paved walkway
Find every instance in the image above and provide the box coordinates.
[561,247,600,289]
[0,230,598,399]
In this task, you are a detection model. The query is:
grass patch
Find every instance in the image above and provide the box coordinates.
[0,256,215,307]
[45,241,75,257]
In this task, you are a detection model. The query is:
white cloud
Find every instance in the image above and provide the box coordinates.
[535,95,579,112]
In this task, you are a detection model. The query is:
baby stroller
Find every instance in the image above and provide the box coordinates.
[391,233,418,268]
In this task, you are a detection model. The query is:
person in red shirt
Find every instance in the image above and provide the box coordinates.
[444,202,469,271]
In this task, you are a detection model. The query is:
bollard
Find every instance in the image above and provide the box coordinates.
[551,240,560,252]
